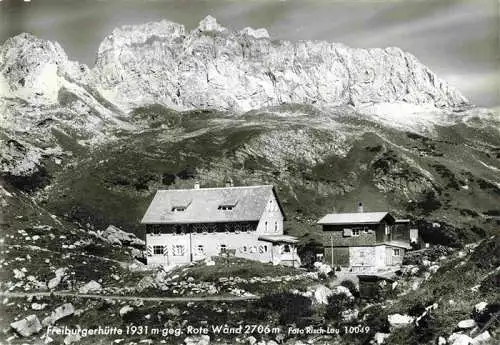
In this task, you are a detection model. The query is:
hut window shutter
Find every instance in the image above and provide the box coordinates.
[343,228,352,237]
[147,246,153,256]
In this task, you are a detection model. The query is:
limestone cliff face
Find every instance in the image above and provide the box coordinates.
[0,33,89,106]
[1,16,468,115]
[92,16,468,111]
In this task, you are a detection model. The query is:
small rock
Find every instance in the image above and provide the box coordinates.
[448,333,473,345]
[79,280,102,294]
[429,265,440,273]
[373,332,390,344]
[314,285,333,305]
[331,285,354,299]
[471,331,491,344]
[437,336,446,345]
[48,267,67,290]
[31,302,47,310]
[247,336,257,345]
[10,314,42,337]
[43,303,75,326]
[64,333,81,344]
[388,314,414,328]
[474,302,488,313]
[13,269,25,279]
[457,319,476,329]
[119,305,134,317]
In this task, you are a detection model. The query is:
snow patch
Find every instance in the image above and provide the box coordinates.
[357,102,463,133]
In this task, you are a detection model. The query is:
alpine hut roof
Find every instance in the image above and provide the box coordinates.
[317,212,395,225]
[141,185,285,224]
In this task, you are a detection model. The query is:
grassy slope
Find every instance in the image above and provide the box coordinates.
[40,105,500,246]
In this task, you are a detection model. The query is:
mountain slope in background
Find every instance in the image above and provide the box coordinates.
[0,16,498,243]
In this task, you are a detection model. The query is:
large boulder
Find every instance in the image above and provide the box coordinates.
[457,319,476,329]
[47,267,67,290]
[373,332,390,344]
[387,314,414,328]
[10,314,42,337]
[448,333,473,345]
[474,302,488,313]
[137,275,155,292]
[313,262,332,275]
[471,331,491,344]
[78,280,102,294]
[119,305,134,317]
[331,285,354,299]
[314,285,333,305]
[42,303,75,326]
[101,225,145,247]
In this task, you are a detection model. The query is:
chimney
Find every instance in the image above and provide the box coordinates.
[194,182,200,189]
[357,202,364,213]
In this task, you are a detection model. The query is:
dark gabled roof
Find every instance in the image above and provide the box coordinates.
[317,212,395,225]
[141,185,286,224]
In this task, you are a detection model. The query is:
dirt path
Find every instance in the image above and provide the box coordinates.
[0,291,258,302]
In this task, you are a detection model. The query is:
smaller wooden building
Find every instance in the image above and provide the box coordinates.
[317,210,414,272]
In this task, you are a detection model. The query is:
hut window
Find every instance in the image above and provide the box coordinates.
[218,205,234,210]
[171,206,186,212]
[265,221,268,232]
[153,245,164,255]
[197,245,205,255]
[274,221,278,232]
[385,224,391,235]
[283,244,291,253]
[172,245,185,256]
[219,244,227,254]
[393,249,401,256]
[352,228,361,236]
[343,228,352,237]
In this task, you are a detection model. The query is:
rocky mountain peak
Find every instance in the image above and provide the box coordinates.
[1,16,469,115]
[0,33,71,105]
[197,15,226,33]
[90,16,469,112]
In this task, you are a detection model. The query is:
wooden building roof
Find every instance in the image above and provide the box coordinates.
[317,212,395,225]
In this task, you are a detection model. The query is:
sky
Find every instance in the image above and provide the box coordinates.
[0,0,498,107]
